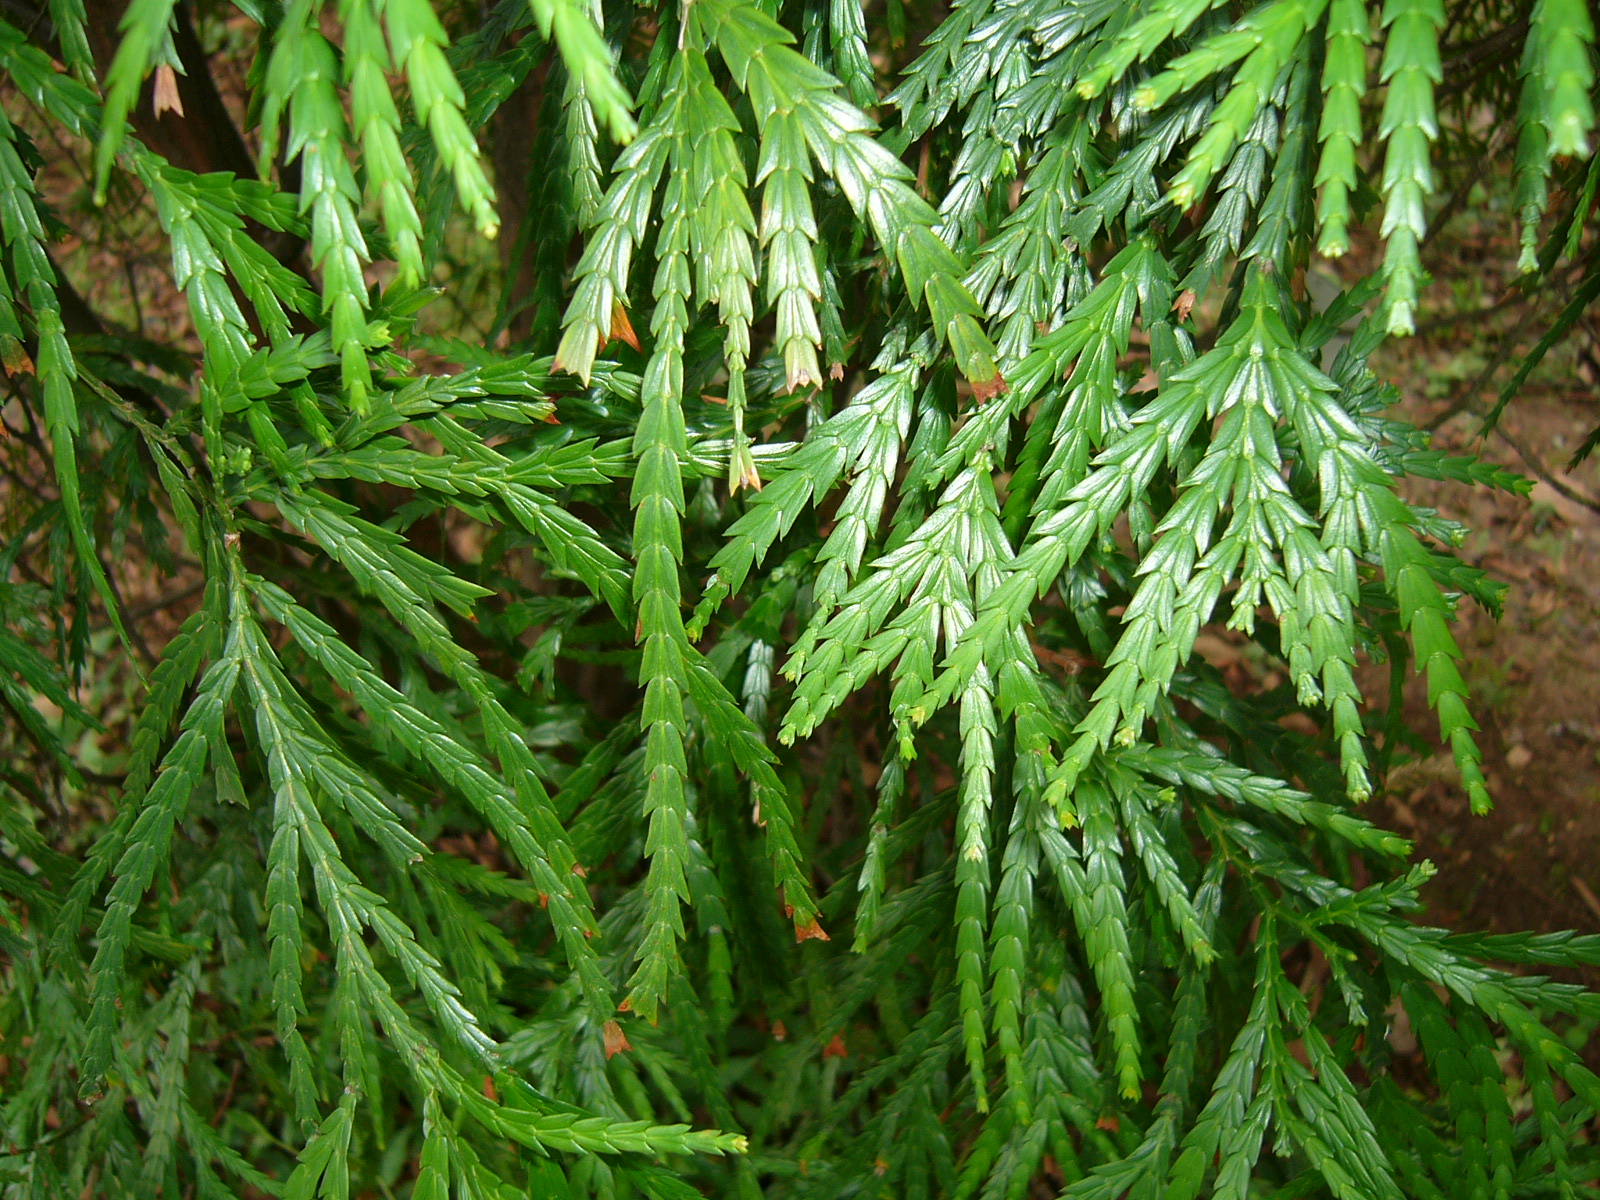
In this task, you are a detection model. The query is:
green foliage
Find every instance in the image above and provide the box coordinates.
[0,0,1598,1195]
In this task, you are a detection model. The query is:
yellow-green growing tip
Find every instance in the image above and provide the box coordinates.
[1385,307,1416,337]
[1549,121,1591,159]
[1318,232,1349,258]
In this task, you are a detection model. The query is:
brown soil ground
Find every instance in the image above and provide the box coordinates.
[1358,208,1600,971]
[1388,396,1600,950]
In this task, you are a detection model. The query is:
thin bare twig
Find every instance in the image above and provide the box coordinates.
[1490,420,1600,515]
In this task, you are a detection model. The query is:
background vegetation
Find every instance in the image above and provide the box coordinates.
[1,0,1599,1195]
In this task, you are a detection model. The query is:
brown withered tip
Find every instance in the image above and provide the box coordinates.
[603,1019,632,1060]
[971,373,1009,404]
[822,1033,848,1060]
[617,998,632,1013]
[153,64,184,119]
[829,363,845,381]
[731,462,763,494]
[785,368,819,393]
[481,1075,499,1102]
[1173,289,1197,322]
[794,916,830,943]
[0,338,32,377]
[771,1020,788,1042]
[1095,1115,1120,1133]
[609,303,641,353]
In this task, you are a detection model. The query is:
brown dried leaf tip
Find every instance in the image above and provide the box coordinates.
[1,337,34,377]
[609,302,641,353]
[971,372,1008,404]
[730,444,763,495]
[603,1019,632,1060]
[153,64,184,119]
[822,1033,848,1060]
[794,916,830,943]
[1173,289,1197,322]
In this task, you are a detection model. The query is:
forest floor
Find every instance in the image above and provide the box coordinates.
[1345,203,1600,982]
[1382,385,1600,957]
